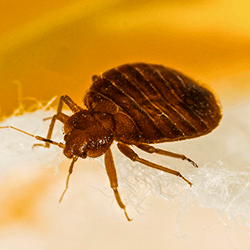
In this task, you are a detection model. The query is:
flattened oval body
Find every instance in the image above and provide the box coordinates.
[84,63,222,144]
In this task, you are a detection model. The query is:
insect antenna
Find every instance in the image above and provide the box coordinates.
[0,126,65,148]
[0,126,79,203]
[59,155,79,202]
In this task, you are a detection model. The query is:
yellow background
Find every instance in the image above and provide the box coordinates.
[1,0,250,117]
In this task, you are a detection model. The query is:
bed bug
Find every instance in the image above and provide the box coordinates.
[0,63,222,221]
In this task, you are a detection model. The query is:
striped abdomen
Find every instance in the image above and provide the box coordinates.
[85,63,222,144]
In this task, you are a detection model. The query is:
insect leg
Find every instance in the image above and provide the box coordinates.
[59,95,83,113]
[117,142,192,187]
[37,95,83,147]
[136,144,198,168]
[104,147,132,221]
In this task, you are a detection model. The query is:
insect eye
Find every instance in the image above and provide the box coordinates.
[64,134,69,141]
[80,152,87,158]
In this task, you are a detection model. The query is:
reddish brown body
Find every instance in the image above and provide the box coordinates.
[0,63,222,221]
[85,63,221,144]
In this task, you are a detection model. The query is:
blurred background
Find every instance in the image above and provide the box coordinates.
[0,0,250,249]
[0,0,250,117]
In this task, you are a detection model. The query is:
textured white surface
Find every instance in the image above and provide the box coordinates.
[0,101,250,249]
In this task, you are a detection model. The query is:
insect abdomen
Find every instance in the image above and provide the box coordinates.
[85,63,222,143]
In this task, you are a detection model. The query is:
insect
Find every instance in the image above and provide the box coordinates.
[0,63,222,221]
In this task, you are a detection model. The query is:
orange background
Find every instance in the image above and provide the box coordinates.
[1,0,250,117]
